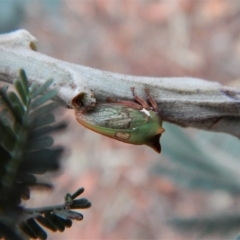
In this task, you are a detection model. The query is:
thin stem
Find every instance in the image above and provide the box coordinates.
[24,204,66,215]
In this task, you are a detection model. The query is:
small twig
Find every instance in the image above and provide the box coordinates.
[23,188,89,217]
[24,204,67,215]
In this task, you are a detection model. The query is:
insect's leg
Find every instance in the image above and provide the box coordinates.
[131,87,150,110]
[106,97,118,103]
[118,100,143,109]
[145,88,158,111]
[107,96,142,109]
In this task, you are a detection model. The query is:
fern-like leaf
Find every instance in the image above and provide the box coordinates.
[0,69,76,239]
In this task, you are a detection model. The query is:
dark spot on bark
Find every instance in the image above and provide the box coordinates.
[222,89,240,100]
[70,82,77,89]
[72,92,85,109]
[208,117,222,129]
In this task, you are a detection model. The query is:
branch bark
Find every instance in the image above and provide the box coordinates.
[1,30,240,137]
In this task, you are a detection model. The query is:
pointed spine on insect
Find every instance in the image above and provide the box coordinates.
[72,88,165,153]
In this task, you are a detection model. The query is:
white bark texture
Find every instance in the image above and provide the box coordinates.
[0,30,240,137]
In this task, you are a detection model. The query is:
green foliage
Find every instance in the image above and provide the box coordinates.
[20,188,91,240]
[156,123,240,192]
[151,123,240,237]
[0,70,91,239]
[169,214,240,237]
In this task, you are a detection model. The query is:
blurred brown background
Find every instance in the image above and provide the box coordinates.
[2,0,240,239]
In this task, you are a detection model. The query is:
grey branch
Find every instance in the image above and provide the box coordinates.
[0,30,240,138]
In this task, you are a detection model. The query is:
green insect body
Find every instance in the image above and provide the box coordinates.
[72,88,165,153]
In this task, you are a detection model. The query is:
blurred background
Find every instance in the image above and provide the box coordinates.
[2,0,240,239]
